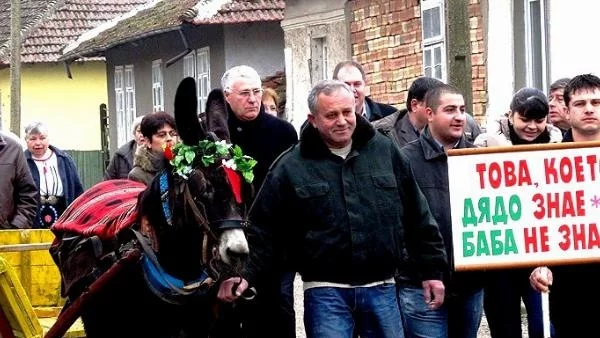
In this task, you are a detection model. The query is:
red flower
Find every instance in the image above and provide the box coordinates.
[164,144,174,160]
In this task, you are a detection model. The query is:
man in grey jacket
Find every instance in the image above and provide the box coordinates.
[373,77,481,146]
[0,132,38,229]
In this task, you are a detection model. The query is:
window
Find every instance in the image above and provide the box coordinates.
[525,0,548,92]
[114,66,125,145]
[114,65,136,147]
[183,51,196,78]
[421,0,446,81]
[152,60,164,112]
[310,37,328,85]
[196,47,210,113]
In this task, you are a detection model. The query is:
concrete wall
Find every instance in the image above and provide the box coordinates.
[0,61,107,150]
[282,0,349,131]
[223,22,285,78]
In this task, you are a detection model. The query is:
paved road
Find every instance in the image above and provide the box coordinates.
[292,274,529,338]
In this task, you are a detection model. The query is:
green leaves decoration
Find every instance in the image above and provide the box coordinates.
[169,140,257,183]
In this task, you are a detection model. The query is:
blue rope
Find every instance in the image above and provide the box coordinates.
[159,172,172,226]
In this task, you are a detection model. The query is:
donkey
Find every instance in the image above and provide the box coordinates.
[50,77,254,338]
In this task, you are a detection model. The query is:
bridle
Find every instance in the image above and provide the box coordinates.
[179,180,249,268]
[136,163,250,304]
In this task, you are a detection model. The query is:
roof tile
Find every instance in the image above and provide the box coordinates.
[0,0,152,64]
[61,0,285,62]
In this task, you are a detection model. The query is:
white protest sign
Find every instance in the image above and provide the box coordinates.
[448,141,600,271]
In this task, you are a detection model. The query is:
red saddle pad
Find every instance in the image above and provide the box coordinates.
[52,180,145,240]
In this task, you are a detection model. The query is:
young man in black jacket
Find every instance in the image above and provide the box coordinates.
[530,74,600,338]
[218,79,447,338]
[399,84,485,338]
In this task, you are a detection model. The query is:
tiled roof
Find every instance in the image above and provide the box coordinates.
[0,0,151,65]
[192,0,284,25]
[60,0,285,62]
[0,0,62,63]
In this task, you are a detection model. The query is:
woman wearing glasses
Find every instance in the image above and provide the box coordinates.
[128,111,178,185]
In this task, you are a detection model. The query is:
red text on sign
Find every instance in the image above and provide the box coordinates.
[532,190,585,219]
[544,155,598,184]
[476,160,532,189]
[558,223,600,251]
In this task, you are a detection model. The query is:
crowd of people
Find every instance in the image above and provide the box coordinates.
[1,60,598,338]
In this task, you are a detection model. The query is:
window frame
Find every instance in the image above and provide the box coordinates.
[420,0,447,82]
[196,47,210,113]
[152,59,164,112]
[524,0,548,93]
[115,65,136,147]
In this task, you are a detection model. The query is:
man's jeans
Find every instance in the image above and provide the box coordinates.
[398,286,483,338]
[304,283,404,338]
[280,270,296,337]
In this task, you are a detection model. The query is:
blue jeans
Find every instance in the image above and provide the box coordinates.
[304,283,404,338]
[398,286,483,338]
[280,270,296,337]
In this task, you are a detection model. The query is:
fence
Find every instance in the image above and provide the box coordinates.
[64,150,104,190]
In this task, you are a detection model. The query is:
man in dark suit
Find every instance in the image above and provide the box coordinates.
[373,76,481,146]
[332,61,397,122]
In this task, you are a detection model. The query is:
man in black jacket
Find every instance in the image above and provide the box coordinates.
[399,84,485,338]
[332,60,397,122]
[218,79,447,338]
[221,65,298,337]
[530,74,600,338]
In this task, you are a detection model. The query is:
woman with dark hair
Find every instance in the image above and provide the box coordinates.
[476,87,563,147]
[128,111,178,185]
[24,121,83,228]
[474,87,560,338]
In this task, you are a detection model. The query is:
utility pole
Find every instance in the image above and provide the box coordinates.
[446,0,473,115]
[10,0,21,136]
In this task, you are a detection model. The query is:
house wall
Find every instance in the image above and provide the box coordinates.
[349,0,487,124]
[486,0,600,128]
[105,26,225,152]
[485,0,513,126]
[0,61,106,150]
[223,22,285,78]
[548,0,600,80]
[282,0,349,131]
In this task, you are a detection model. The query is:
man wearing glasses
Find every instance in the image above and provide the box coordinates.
[221,65,298,337]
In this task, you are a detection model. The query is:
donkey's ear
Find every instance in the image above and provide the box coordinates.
[175,77,205,145]
[205,88,230,143]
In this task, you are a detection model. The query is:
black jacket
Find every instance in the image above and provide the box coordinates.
[228,106,298,194]
[399,126,485,292]
[244,115,447,285]
[104,139,136,180]
[364,96,397,122]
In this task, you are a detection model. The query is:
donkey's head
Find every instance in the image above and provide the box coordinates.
[138,77,253,283]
